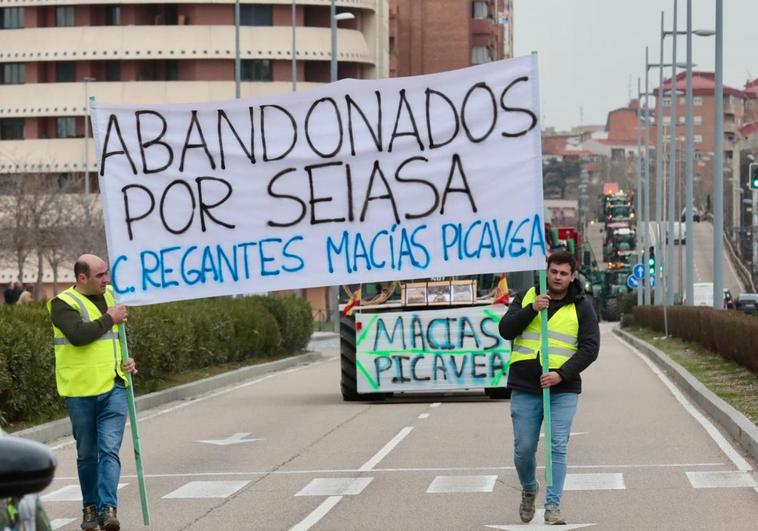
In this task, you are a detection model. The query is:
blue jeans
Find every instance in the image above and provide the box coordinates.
[510,390,578,507]
[65,383,127,510]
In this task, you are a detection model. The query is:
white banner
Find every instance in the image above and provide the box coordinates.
[355,305,510,393]
[91,55,545,306]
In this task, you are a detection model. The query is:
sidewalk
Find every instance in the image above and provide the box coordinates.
[614,326,758,462]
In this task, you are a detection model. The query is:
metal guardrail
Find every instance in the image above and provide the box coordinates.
[723,226,756,293]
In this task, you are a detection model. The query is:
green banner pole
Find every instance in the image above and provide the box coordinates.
[538,270,553,487]
[118,324,151,525]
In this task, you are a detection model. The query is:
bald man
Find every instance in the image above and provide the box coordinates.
[48,254,136,531]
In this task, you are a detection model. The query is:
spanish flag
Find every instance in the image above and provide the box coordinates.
[493,273,510,305]
[342,288,361,316]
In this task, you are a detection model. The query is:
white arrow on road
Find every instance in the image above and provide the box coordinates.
[196,432,264,446]
[486,510,596,530]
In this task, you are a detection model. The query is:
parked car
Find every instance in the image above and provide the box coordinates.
[734,293,758,315]
[0,429,56,531]
[681,207,701,222]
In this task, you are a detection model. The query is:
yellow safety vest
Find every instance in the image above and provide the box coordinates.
[48,286,126,397]
[511,287,579,369]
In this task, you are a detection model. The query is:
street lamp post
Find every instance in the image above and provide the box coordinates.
[666,0,678,306]
[330,1,354,83]
[292,0,297,91]
[636,77,643,306]
[683,0,716,305]
[643,48,652,305]
[655,11,665,305]
[83,76,95,194]
[713,0,724,309]
[329,1,355,330]
[235,0,241,98]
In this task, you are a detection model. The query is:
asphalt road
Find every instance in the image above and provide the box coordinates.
[40,329,758,530]
[585,220,743,300]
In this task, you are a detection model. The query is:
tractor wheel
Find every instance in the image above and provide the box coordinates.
[340,315,389,402]
[603,297,621,322]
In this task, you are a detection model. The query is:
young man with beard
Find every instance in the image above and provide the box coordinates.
[499,250,600,525]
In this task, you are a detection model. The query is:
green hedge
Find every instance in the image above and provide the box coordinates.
[0,295,313,427]
[633,305,758,374]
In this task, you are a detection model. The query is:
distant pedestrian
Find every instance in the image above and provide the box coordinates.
[48,254,136,531]
[499,250,600,525]
[4,280,22,304]
[17,284,34,304]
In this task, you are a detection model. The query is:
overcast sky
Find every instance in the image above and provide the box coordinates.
[513,0,758,131]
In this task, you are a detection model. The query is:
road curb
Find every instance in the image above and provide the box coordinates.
[614,327,758,462]
[14,350,325,445]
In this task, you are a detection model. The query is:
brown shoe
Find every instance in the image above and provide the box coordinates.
[81,505,98,531]
[99,507,120,531]
[519,481,539,523]
[544,505,566,525]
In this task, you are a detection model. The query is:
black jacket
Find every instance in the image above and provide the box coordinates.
[498,278,599,394]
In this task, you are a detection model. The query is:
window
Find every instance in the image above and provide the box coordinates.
[693,96,703,106]
[106,6,121,26]
[694,115,702,125]
[56,117,76,138]
[663,116,671,125]
[1,63,24,84]
[56,6,75,27]
[693,134,702,144]
[240,5,272,26]
[241,59,272,81]
[694,151,703,160]
[0,118,24,140]
[1,7,24,29]
[471,45,491,64]
[56,62,76,82]
[663,97,671,107]
[105,60,120,81]
[472,1,489,19]
[166,60,179,81]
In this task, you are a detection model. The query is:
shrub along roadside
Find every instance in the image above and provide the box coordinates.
[632,304,758,375]
[0,295,313,429]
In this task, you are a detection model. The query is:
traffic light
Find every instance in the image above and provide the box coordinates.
[750,163,758,190]
[648,246,655,278]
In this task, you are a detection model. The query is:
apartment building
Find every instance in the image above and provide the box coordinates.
[0,0,389,190]
[389,0,512,77]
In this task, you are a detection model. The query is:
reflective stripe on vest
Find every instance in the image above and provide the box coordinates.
[511,287,579,369]
[48,286,126,397]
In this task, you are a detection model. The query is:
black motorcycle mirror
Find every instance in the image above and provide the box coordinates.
[0,436,57,497]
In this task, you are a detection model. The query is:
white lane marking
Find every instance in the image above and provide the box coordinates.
[49,361,325,451]
[42,483,127,502]
[686,471,758,489]
[426,475,497,493]
[430,402,442,408]
[295,477,373,497]
[418,413,430,419]
[50,461,726,481]
[359,426,414,471]
[196,432,263,446]
[564,473,625,491]
[163,480,250,499]
[620,337,753,471]
[290,426,412,530]
[50,518,77,529]
[486,511,596,529]
[289,496,342,531]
